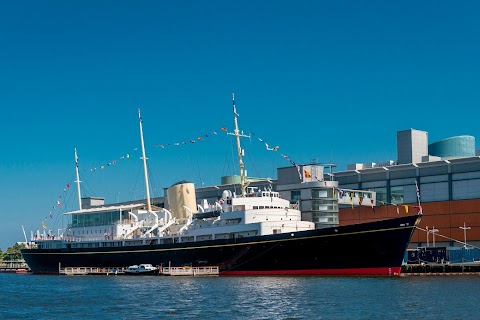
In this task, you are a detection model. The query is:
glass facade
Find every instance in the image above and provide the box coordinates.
[368,187,387,204]
[291,190,301,201]
[390,186,404,204]
[429,136,475,158]
[70,210,131,228]
[311,188,338,227]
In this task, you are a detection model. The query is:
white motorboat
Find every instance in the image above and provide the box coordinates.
[124,264,158,275]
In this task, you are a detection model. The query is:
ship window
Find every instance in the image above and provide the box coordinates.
[253,206,258,209]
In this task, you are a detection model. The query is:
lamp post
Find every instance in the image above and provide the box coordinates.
[430,226,439,247]
[459,222,471,249]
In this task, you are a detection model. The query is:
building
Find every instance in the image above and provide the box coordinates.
[428,135,476,159]
[276,165,339,229]
[335,157,480,249]
[397,129,428,165]
[337,129,480,250]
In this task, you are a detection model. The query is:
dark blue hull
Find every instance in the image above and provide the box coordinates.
[21,214,420,276]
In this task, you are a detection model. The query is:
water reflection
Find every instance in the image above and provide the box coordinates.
[2,274,480,320]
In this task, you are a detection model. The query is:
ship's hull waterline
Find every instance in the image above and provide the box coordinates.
[22,215,420,276]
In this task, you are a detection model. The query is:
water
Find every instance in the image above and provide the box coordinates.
[2,274,480,320]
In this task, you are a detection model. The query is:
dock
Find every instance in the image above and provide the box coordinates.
[60,267,126,275]
[402,261,480,275]
[58,265,219,276]
[159,266,219,276]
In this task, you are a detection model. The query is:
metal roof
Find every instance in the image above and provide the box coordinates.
[63,203,147,215]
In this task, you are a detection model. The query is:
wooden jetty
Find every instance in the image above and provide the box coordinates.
[60,266,126,275]
[58,265,219,276]
[159,266,219,276]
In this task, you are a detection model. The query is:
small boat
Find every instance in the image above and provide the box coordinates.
[124,264,158,275]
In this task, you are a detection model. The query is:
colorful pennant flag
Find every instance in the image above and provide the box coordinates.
[304,170,311,178]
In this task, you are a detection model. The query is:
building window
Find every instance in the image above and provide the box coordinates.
[312,189,328,199]
[391,186,404,204]
[291,190,301,201]
[369,187,387,204]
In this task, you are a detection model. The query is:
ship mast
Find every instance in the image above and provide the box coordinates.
[228,93,250,196]
[138,108,152,212]
[74,148,82,210]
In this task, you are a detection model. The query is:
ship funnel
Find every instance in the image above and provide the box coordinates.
[167,181,197,221]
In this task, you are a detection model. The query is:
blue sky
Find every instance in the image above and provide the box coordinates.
[1,1,479,249]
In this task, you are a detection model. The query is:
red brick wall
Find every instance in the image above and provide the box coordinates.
[339,199,480,244]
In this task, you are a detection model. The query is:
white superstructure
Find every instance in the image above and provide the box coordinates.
[30,98,314,250]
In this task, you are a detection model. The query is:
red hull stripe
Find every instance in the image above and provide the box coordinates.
[221,267,402,276]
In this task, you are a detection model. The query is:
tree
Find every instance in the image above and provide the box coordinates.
[0,248,3,261]
[3,243,26,260]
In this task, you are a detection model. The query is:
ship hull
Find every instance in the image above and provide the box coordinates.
[21,215,420,276]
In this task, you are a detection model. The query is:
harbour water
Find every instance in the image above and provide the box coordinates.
[2,274,480,319]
